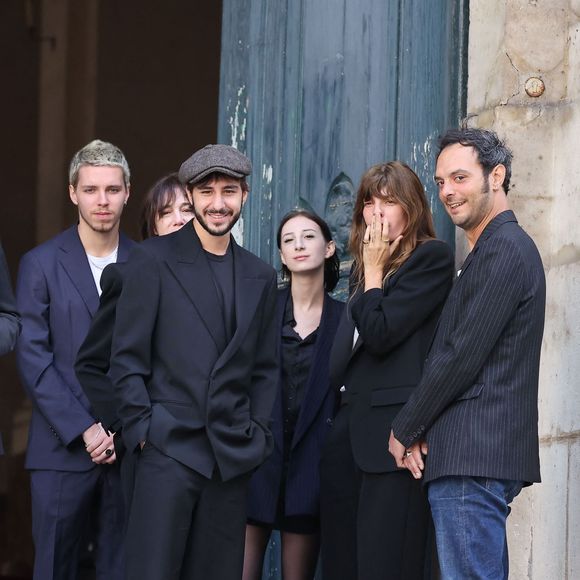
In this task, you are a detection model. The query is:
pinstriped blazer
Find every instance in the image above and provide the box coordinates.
[392,210,546,485]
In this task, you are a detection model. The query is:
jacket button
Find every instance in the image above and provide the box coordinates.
[326,418,334,426]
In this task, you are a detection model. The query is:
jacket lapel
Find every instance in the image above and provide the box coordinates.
[291,294,337,449]
[429,210,519,348]
[328,304,356,388]
[269,289,290,448]
[453,210,518,283]
[57,226,100,317]
[166,225,228,354]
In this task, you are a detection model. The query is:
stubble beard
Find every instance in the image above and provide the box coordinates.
[452,179,491,232]
[193,207,240,237]
[78,208,121,235]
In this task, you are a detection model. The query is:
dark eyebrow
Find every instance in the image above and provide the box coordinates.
[434,168,472,181]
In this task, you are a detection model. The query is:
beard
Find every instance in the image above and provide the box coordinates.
[193,206,241,237]
[449,179,492,230]
[78,207,121,234]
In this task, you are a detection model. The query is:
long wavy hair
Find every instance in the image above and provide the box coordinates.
[349,161,436,294]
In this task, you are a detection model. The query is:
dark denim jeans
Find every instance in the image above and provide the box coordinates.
[428,476,523,580]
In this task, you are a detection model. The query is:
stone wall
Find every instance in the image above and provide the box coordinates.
[467,1,580,577]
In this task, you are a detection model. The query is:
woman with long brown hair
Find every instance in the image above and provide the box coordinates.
[320,161,454,580]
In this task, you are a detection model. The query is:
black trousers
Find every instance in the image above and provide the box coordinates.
[125,443,250,580]
[320,404,433,580]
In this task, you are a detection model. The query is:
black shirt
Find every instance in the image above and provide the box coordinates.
[205,245,236,344]
[281,296,318,460]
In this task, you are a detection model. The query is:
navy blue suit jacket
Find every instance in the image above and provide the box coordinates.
[16,226,135,471]
[393,211,546,485]
[247,288,344,521]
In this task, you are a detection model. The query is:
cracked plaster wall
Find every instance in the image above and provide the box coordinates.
[468,1,580,578]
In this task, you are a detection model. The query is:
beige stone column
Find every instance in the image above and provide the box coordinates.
[467,1,580,578]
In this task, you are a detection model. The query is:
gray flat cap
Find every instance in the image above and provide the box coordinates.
[178,144,252,186]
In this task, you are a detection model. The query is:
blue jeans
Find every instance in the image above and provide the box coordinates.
[428,476,523,580]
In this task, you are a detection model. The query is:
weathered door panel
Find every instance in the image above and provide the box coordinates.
[219,0,466,265]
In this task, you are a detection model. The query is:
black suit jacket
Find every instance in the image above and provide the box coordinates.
[0,242,20,357]
[392,211,546,485]
[247,288,344,521]
[75,262,125,454]
[0,242,20,454]
[330,239,454,473]
[110,224,279,481]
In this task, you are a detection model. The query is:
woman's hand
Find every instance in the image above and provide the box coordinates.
[362,210,402,290]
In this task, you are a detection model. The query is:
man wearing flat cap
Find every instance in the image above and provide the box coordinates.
[110,144,279,579]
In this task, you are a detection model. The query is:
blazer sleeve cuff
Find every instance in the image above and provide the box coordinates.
[391,414,427,449]
[122,421,149,453]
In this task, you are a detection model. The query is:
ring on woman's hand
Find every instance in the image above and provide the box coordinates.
[362,240,370,245]
[105,448,113,457]
[404,450,412,458]
[381,239,390,243]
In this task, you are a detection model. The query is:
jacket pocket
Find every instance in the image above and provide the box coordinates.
[456,383,484,401]
[371,385,416,407]
[150,399,192,407]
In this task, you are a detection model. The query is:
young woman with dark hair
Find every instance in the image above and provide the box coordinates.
[243,210,344,580]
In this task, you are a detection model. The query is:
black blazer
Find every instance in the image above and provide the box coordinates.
[393,211,546,485]
[0,242,20,454]
[110,224,279,481]
[330,239,454,473]
[247,288,344,521]
[75,262,125,454]
[0,242,20,357]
